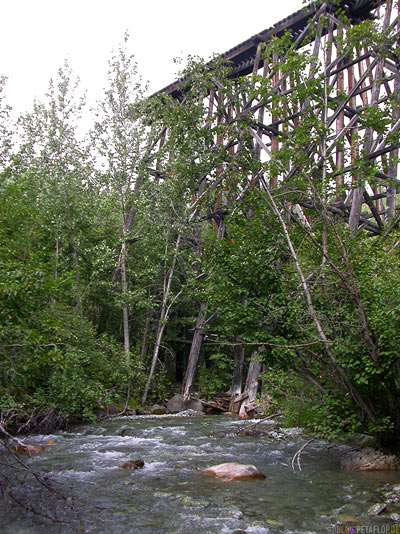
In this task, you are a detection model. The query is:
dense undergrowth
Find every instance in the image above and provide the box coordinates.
[1,9,400,450]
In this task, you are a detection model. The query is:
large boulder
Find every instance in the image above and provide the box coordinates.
[184,398,204,413]
[166,394,204,414]
[201,462,265,482]
[151,404,167,415]
[167,394,185,413]
[340,448,400,471]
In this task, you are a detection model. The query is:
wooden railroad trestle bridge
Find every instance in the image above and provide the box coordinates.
[148,0,400,408]
[153,0,400,237]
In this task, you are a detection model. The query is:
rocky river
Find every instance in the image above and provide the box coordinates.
[1,414,399,533]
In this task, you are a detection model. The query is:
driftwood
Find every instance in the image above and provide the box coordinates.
[195,392,232,413]
[232,413,281,436]
[199,399,226,412]
[0,422,30,453]
[291,438,315,473]
[209,412,281,438]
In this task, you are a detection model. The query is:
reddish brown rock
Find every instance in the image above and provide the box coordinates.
[121,459,145,470]
[340,448,400,471]
[201,462,265,481]
[14,443,44,455]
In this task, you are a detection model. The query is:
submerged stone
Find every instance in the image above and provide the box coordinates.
[177,409,204,417]
[121,459,145,470]
[180,496,209,507]
[336,514,358,523]
[118,426,137,437]
[201,462,265,481]
[14,443,44,454]
[265,519,284,527]
[367,503,387,515]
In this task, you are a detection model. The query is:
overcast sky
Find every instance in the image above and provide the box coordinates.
[1,0,303,116]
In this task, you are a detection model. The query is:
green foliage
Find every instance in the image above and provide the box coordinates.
[1,10,400,449]
[198,352,233,398]
[26,307,129,419]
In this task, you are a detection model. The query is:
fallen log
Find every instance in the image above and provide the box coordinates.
[196,399,226,413]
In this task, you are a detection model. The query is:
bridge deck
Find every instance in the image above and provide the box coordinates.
[153,0,384,99]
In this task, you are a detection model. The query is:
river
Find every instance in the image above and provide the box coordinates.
[1,414,399,533]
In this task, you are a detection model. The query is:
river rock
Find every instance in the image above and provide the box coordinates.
[121,459,145,470]
[185,399,204,412]
[180,496,209,508]
[118,426,138,437]
[166,394,185,413]
[336,513,359,523]
[202,462,265,482]
[14,443,44,454]
[166,394,204,414]
[368,503,387,515]
[151,404,167,415]
[178,409,204,417]
[340,448,400,471]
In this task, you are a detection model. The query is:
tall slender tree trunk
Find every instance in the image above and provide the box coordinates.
[141,321,166,405]
[51,234,59,305]
[120,240,130,363]
[261,176,378,425]
[182,301,208,400]
[66,204,82,314]
[142,235,181,404]
[139,304,153,363]
[181,90,217,400]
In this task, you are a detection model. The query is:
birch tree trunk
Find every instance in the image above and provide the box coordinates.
[142,235,182,404]
[141,321,166,405]
[66,203,82,314]
[120,240,130,363]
